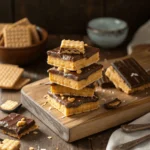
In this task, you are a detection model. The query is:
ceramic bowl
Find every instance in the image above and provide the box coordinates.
[87,17,128,48]
[0,26,48,66]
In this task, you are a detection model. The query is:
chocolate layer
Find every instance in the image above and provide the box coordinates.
[48,63,103,81]
[50,82,96,89]
[0,113,35,135]
[47,46,100,61]
[112,57,150,88]
[48,91,99,108]
[99,69,114,88]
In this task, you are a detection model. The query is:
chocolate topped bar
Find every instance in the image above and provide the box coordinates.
[47,46,100,62]
[48,63,103,81]
[0,113,37,138]
[48,91,98,108]
[112,57,150,88]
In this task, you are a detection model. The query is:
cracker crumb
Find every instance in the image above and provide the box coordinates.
[41,101,48,107]
[68,97,75,102]
[102,89,105,93]
[33,131,38,135]
[57,67,63,71]
[61,96,65,100]
[49,107,52,110]
[60,116,65,119]
[77,69,82,74]
[56,148,59,150]
[43,94,49,99]
[48,136,52,139]
[64,69,70,73]
[111,91,114,94]
[29,147,35,150]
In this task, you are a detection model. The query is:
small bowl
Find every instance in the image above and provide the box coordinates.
[0,26,48,66]
[87,17,128,48]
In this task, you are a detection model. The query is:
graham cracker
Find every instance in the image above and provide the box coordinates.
[0,64,24,89]
[3,26,32,48]
[12,17,31,27]
[60,39,85,54]
[28,25,40,44]
[0,139,20,150]
[12,77,30,90]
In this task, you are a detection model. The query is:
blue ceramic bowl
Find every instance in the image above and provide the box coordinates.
[87,17,128,48]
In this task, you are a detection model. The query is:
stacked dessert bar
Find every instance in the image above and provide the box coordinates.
[47,40,103,116]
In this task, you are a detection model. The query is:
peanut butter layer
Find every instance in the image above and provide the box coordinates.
[47,92,100,116]
[49,64,103,90]
[50,84,95,97]
[47,46,100,70]
[106,58,150,94]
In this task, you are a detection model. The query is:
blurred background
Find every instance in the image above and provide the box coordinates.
[1,0,149,36]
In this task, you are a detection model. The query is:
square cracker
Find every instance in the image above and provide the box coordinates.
[28,25,40,44]
[3,26,32,48]
[12,78,30,90]
[0,64,24,88]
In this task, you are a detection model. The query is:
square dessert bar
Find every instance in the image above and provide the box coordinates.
[50,83,95,97]
[0,113,38,139]
[105,57,150,94]
[47,46,100,71]
[48,63,103,90]
[48,91,100,116]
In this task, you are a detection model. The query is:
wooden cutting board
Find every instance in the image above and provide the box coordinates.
[21,48,150,142]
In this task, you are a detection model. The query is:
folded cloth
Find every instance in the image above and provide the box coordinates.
[127,20,150,55]
[106,113,150,150]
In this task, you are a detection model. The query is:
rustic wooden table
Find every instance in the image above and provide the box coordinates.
[0,35,127,150]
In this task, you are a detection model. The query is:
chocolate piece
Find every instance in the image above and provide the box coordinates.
[48,91,99,108]
[47,46,100,62]
[48,63,103,81]
[104,98,122,109]
[112,57,150,88]
[0,113,36,138]
[99,69,114,88]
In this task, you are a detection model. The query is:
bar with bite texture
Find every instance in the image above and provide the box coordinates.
[0,113,38,139]
[48,91,99,116]
[105,57,150,94]
[47,46,100,71]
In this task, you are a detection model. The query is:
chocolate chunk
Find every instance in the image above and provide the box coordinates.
[104,98,122,109]
[47,46,100,61]
[112,57,150,88]
[48,63,103,81]
[48,91,99,108]
[99,69,114,88]
[0,113,35,136]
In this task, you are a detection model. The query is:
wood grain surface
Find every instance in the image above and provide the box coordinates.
[0,34,148,149]
[21,47,150,142]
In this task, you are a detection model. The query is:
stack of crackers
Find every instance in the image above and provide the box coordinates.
[47,39,103,116]
[0,64,30,90]
[0,18,40,47]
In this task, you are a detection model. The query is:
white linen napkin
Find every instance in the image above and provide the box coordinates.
[106,113,150,150]
[127,19,150,55]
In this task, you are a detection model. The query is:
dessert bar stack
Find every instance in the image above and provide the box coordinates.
[47,40,103,116]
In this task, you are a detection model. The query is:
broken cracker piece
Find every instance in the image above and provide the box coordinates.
[60,39,85,54]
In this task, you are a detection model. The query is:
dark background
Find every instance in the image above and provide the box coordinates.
[1,0,150,37]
